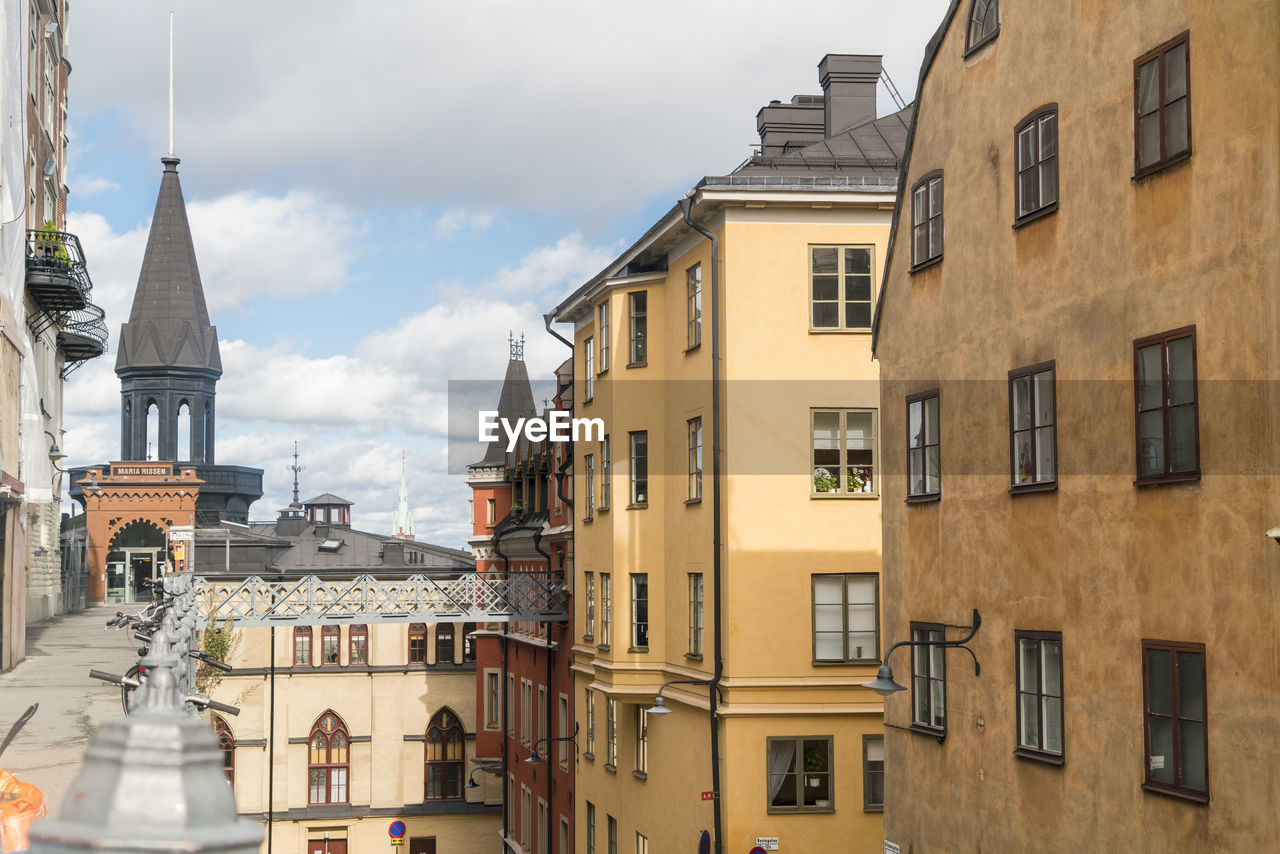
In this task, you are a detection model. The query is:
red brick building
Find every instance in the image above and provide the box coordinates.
[469,348,574,854]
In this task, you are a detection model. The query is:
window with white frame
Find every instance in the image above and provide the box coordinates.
[600,435,611,508]
[688,417,703,501]
[599,302,610,371]
[812,409,875,494]
[485,670,501,729]
[810,246,873,330]
[687,264,702,348]
[584,337,595,401]
[585,688,596,758]
[600,573,612,646]
[634,706,648,775]
[606,698,617,768]
[812,573,878,663]
[630,574,648,649]
[583,454,595,521]
[584,571,596,641]
[688,573,704,657]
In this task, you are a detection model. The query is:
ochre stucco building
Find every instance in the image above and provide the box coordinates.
[874,1,1280,850]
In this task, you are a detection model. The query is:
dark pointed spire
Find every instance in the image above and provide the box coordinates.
[115,156,221,376]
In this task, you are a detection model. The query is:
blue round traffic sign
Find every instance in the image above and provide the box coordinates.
[389,821,406,839]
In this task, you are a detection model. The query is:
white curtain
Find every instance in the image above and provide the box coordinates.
[767,740,796,802]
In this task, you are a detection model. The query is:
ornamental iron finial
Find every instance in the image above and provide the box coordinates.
[509,331,525,361]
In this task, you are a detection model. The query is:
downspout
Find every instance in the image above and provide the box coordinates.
[492,523,513,847]
[532,525,555,834]
[679,192,724,854]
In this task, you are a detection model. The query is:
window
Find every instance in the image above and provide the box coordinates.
[585,337,595,401]
[605,698,617,768]
[688,573,704,657]
[485,671,501,729]
[1135,32,1191,178]
[538,685,548,744]
[767,736,833,813]
[462,622,476,662]
[863,734,884,811]
[293,626,312,667]
[409,623,427,664]
[585,688,596,758]
[600,436,611,508]
[584,454,595,520]
[906,391,940,500]
[507,776,516,837]
[600,573,612,646]
[634,706,648,774]
[810,246,873,330]
[629,431,648,505]
[607,815,618,854]
[349,624,367,665]
[561,818,571,854]
[910,172,943,269]
[486,498,496,525]
[506,674,515,736]
[688,418,703,501]
[321,625,340,665]
[521,786,531,848]
[911,624,946,734]
[1010,362,1056,488]
[1143,640,1207,800]
[599,302,610,372]
[584,572,596,641]
[308,712,349,804]
[629,292,647,364]
[521,679,533,745]
[558,694,570,768]
[965,0,999,53]
[435,623,455,665]
[812,409,876,495]
[1015,106,1058,224]
[586,802,596,854]
[687,264,702,348]
[212,714,234,789]
[1135,327,1198,482]
[630,574,648,649]
[425,708,464,800]
[538,800,550,854]
[636,832,648,854]
[1016,631,1064,762]
[812,574,878,663]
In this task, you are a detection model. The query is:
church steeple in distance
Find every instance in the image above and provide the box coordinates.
[115,155,221,464]
[394,450,415,541]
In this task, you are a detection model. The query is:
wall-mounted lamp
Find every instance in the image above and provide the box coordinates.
[84,473,103,496]
[644,676,719,718]
[1267,526,1280,545]
[524,723,579,764]
[44,430,67,473]
[862,608,983,697]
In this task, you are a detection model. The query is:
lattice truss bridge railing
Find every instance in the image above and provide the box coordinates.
[183,572,569,626]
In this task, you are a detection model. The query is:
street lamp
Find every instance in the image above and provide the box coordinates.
[644,677,718,717]
[522,727,578,763]
[862,609,983,697]
[44,430,67,473]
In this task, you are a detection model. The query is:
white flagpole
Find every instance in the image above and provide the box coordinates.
[168,11,174,156]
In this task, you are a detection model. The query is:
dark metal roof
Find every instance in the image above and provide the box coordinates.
[732,104,913,177]
[116,156,221,376]
[303,492,353,506]
[475,357,538,466]
[242,521,472,572]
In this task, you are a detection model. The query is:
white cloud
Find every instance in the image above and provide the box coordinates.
[74,176,120,196]
[483,233,618,301]
[432,209,495,238]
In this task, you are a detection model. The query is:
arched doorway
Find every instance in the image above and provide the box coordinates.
[105,520,166,603]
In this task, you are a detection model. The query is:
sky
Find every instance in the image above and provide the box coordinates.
[62,0,951,549]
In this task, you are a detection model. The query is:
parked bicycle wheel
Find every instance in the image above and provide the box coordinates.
[120,664,146,715]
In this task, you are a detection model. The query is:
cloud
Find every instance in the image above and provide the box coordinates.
[484,233,618,301]
[432,209,495,238]
[74,176,120,196]
[68,0,949,214]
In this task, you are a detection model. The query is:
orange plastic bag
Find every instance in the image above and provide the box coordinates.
[0,768,45,854]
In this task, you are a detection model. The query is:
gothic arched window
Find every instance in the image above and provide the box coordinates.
[425,708,464,800]
[308,711,349,804]
[212,714,234,788]
[966,0,999,53]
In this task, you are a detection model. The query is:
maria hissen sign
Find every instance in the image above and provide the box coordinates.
[479,410,604,451]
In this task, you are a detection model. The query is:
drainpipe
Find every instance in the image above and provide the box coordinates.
[531,525,556,838]
[492,523,513,847]
[679,191,724,854]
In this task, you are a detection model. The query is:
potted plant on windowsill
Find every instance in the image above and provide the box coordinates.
[803,744,825,787]
[813,467,837,493]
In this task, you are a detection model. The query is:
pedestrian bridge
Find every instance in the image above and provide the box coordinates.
[187,572,568,626]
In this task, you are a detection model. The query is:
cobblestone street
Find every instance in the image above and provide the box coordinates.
[0,605,141,812]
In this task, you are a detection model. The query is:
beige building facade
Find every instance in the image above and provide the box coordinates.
[874,1,1280,851]
[553,55,906,854]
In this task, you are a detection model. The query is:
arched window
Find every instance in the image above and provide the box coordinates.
[203,400,213,463]
[409,624,427,664]
[212,714,234,788]
[145,401,159,460]
[294,626,312,667]
[308,711,349,804]
[349,624,367,665]
[435,624,455,665]
[321,625,340,665]
[176,401,191,462]
[966,0,999,54]
[462,622,477,663]
[425,708,464,800]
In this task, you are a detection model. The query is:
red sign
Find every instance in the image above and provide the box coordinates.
[701,791,714,801]
[388,820,406,838]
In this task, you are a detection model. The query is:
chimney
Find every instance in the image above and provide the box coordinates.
[756,96,826,156]
[276,505,306,538]
[819,54,882,137]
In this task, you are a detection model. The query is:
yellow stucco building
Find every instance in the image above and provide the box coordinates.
[551,55,908,854]
[874,1,1280,850]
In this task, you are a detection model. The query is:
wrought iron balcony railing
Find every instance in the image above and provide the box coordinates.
[25,228,92,314]
[58,300,108,377]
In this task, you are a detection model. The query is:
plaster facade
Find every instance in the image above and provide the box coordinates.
[875,1,1280,851]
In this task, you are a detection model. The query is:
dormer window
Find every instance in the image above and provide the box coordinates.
[965,0,1000,55]
[319,538,344,553]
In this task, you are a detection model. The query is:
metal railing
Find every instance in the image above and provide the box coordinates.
[58,300,109,377]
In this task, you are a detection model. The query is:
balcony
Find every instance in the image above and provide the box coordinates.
[57,301,108,377]
[25,228,90,314]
